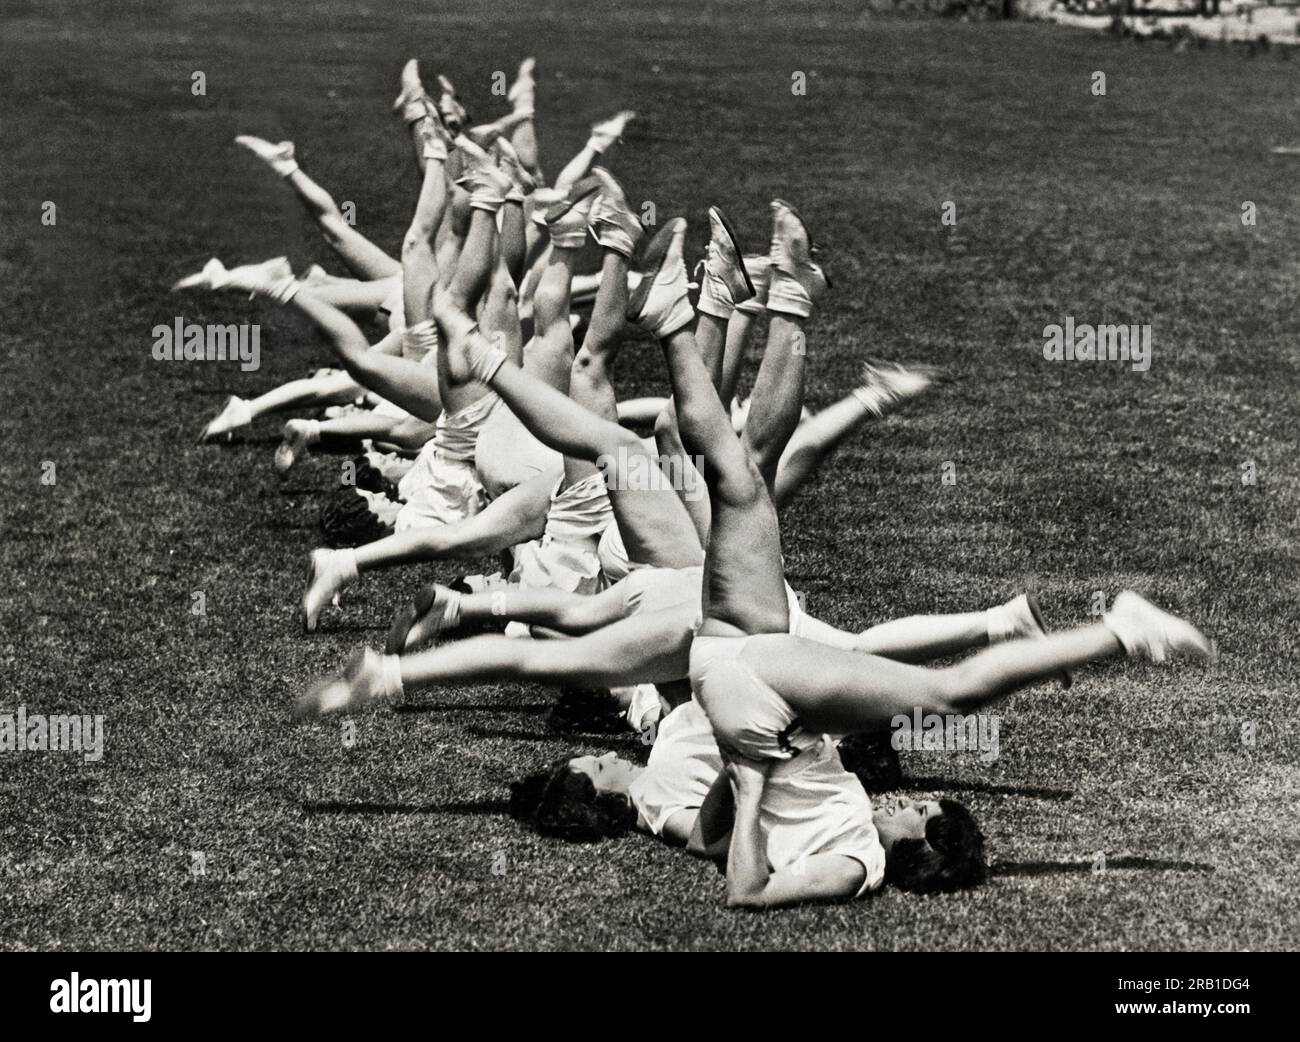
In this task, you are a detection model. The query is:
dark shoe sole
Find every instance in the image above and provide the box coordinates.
[708,205,756,299]
[385,582,439,655]
[543,175,603,224]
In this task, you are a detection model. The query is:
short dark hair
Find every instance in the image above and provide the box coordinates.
[509,757,637,842]
[884,798,987,894]
[547,687,628,735]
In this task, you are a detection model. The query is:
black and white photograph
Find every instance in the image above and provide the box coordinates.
[1,0,1295,986]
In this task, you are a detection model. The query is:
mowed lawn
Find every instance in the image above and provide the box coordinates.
[2,0,1298,950]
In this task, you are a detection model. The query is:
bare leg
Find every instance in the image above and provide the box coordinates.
[498,198,527,288]
[352,472,552,571]
[794,609,992,661]
[398,608,694,691]
[305,275,397,313]
[452,582,631,635]
[432,180,506,417]
[719,308,757,406]
[525,245,580,391]
[739,313,806,492]
[245,369,362,421]
[659,320,789,635]
[401,149,448,329]
[735,627,1124,736]
[446,303,703,570]
[284,167,400,279]
[288,289,442,422]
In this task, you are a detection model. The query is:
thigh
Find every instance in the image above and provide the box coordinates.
[736,634,949,736]
[428,473,551,557]
[700,468,789,635]
[327,224,402,281]
[527,609,694,687]
[475,404,563,500]
[608,480,703,571]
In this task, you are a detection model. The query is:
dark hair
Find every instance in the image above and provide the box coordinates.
[509,757,637,842]
[547,686,628,735]
[884,798,987,894]
[837,731,903,793]
[320,486,391,548]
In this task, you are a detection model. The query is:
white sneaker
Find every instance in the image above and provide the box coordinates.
[626,218,694,338]
[385,582,463,653]
[173,256,297,302]
[493,137,535,200]
[540,175,604,248]
[454,152,514,212]
[1103,591,1216,664]
[234,135,298,176]
[765,199,828,318]
[274,418,318,476]
[171,258,226,292]
[300,548,358,633]
[851,360,939,416]
[199,396,253,443]
[587,167,642,258]
[588,110,635,153]
[392,59,430,121]
[508,57,537,112]
[696,205,755,318]
[294,646,400,721]
[436,74,468,132]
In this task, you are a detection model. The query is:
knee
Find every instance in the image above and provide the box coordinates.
[924,667,969,717]
[572,345,604,380]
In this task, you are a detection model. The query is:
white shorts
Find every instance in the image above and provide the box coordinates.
[689,633,819,762]
[393,393,497,530]
[474,398,562,499]
[598,523,632,584]
[394,449,484,531]
[620,565,703,621]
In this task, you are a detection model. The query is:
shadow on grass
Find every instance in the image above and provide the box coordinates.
[903,775,1074,801]
[991,856,1215,878]
[309,621,391,633]
[251,519,320,531]
[394,702,554,715]
[303,798,510,816]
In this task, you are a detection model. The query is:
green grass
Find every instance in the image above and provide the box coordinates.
[2,1,1298,950]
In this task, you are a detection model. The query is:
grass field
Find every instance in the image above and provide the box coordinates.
[2,0,1299,950]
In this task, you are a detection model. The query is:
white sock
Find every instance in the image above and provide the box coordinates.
[470,338,508,383]
[986,602,1015,644]
[334,547,359,584]
[442,590,463,629]
[378,654,405,699]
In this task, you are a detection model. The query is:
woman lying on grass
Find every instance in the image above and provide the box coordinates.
[509,697,990,898]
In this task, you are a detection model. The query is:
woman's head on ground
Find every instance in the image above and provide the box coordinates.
[876,796,987,893]
[509,753,641,841]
